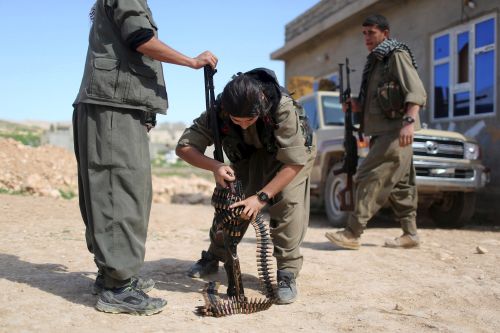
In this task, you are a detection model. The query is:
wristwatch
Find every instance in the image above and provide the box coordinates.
[402,115,415,125]
[256,191,271,204]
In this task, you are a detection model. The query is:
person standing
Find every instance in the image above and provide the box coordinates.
[73,0,217,315]
[176,68,316,304]
[325,14,426,250]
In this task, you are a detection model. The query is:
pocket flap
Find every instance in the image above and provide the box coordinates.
[94,58,119,70]
[129,63,156,78]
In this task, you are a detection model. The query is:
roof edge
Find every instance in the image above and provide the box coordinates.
[271,0,380,60]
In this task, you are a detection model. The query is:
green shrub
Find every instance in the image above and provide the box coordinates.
[0,188,26,195]
[0,131,41,147]
[59,189,76,200]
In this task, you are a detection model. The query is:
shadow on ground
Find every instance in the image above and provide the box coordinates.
[142,258,264,296]
[0,255,264,309]
[309,206,499,232]
[0,253,96,308]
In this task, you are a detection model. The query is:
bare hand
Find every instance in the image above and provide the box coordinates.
[399,123,414,146]
[191,51,218,69]
[212,163,235,187]
[229,195,266,220]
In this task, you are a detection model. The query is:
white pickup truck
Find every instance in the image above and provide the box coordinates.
[299,91,490,228]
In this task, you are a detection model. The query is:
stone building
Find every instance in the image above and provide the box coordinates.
[272,0,498,218]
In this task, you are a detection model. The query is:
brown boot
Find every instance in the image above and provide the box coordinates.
[325,229,360,250]
[384,234,420,249]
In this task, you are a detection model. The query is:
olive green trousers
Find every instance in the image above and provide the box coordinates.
[347,132,418,237]
[73,103,152,288]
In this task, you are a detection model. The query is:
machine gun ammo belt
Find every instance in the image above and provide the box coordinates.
[196,182,277,317]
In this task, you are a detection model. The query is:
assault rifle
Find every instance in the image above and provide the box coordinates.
[334,58,359,211]
[204,65,224,163]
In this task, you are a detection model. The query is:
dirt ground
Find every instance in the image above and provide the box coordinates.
[0,193,499,333]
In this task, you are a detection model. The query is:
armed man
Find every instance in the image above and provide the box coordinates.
[325,14,427,250]
[73,0,217,315]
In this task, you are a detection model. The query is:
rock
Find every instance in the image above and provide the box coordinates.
[49,189,61,198]
[476,246,488,254]
[394,304,403,311]
[438,252,454,261]
[171,193,210,205]
[23,174,44,192]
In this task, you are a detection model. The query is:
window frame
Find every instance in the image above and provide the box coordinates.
[430,13,497,121]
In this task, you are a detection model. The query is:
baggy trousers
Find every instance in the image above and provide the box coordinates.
[347,132,418,237]
[208,149,313,277]
[73,103,152,288]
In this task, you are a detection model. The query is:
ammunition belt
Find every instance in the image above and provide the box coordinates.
[196,184,276,316]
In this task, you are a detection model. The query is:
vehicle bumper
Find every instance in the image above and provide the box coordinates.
[414,159,490,193]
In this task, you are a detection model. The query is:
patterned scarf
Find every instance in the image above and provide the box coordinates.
[89,3,96,22]
[358,38,418,106]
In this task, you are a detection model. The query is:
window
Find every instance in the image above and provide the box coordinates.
[321,95,343,126]
[431,14,496,120]
[457,32,469,84]
[434,63,450,118]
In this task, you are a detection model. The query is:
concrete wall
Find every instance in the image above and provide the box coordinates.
[43,130,74,152]
[275,0,500,220]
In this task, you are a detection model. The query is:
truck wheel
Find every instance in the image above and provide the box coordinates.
[324,165,349,227]
[429,192,476,228]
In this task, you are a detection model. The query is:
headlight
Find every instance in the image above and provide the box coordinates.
[464,142,480,160]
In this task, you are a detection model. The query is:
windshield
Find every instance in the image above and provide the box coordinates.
[301,97,319,129]
[322,95,344,126]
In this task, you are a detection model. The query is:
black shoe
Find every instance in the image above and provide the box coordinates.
[276,270,297,304]
[187,250,219,278]
[95,284,167,316]
[92,274,155,295]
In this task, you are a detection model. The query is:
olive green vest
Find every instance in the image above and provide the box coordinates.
[363,51,421,136]
[74,0,168,114]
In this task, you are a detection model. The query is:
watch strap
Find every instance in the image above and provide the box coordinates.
[256,191,270,203]
[402,115,415,124]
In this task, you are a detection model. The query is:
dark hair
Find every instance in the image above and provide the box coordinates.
[221,74,270,118]
[362,14,390,31]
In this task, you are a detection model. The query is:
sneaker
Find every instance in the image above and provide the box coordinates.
[325,229,360,250]
[384,234,420,249]
[276,270,297,304]
[95,284,167,316]
[92,274,155,295]
[187,250,219,278]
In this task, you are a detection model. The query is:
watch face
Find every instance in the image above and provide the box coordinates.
[258,192,269,202]
[403,116,415,123]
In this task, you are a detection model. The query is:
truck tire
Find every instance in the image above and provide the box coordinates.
[429,192,476,228]
[324,165,349,227]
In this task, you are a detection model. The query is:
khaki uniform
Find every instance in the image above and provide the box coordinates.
[178,95,317,277]
[73,0,167,288]
[348,50,426,237]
